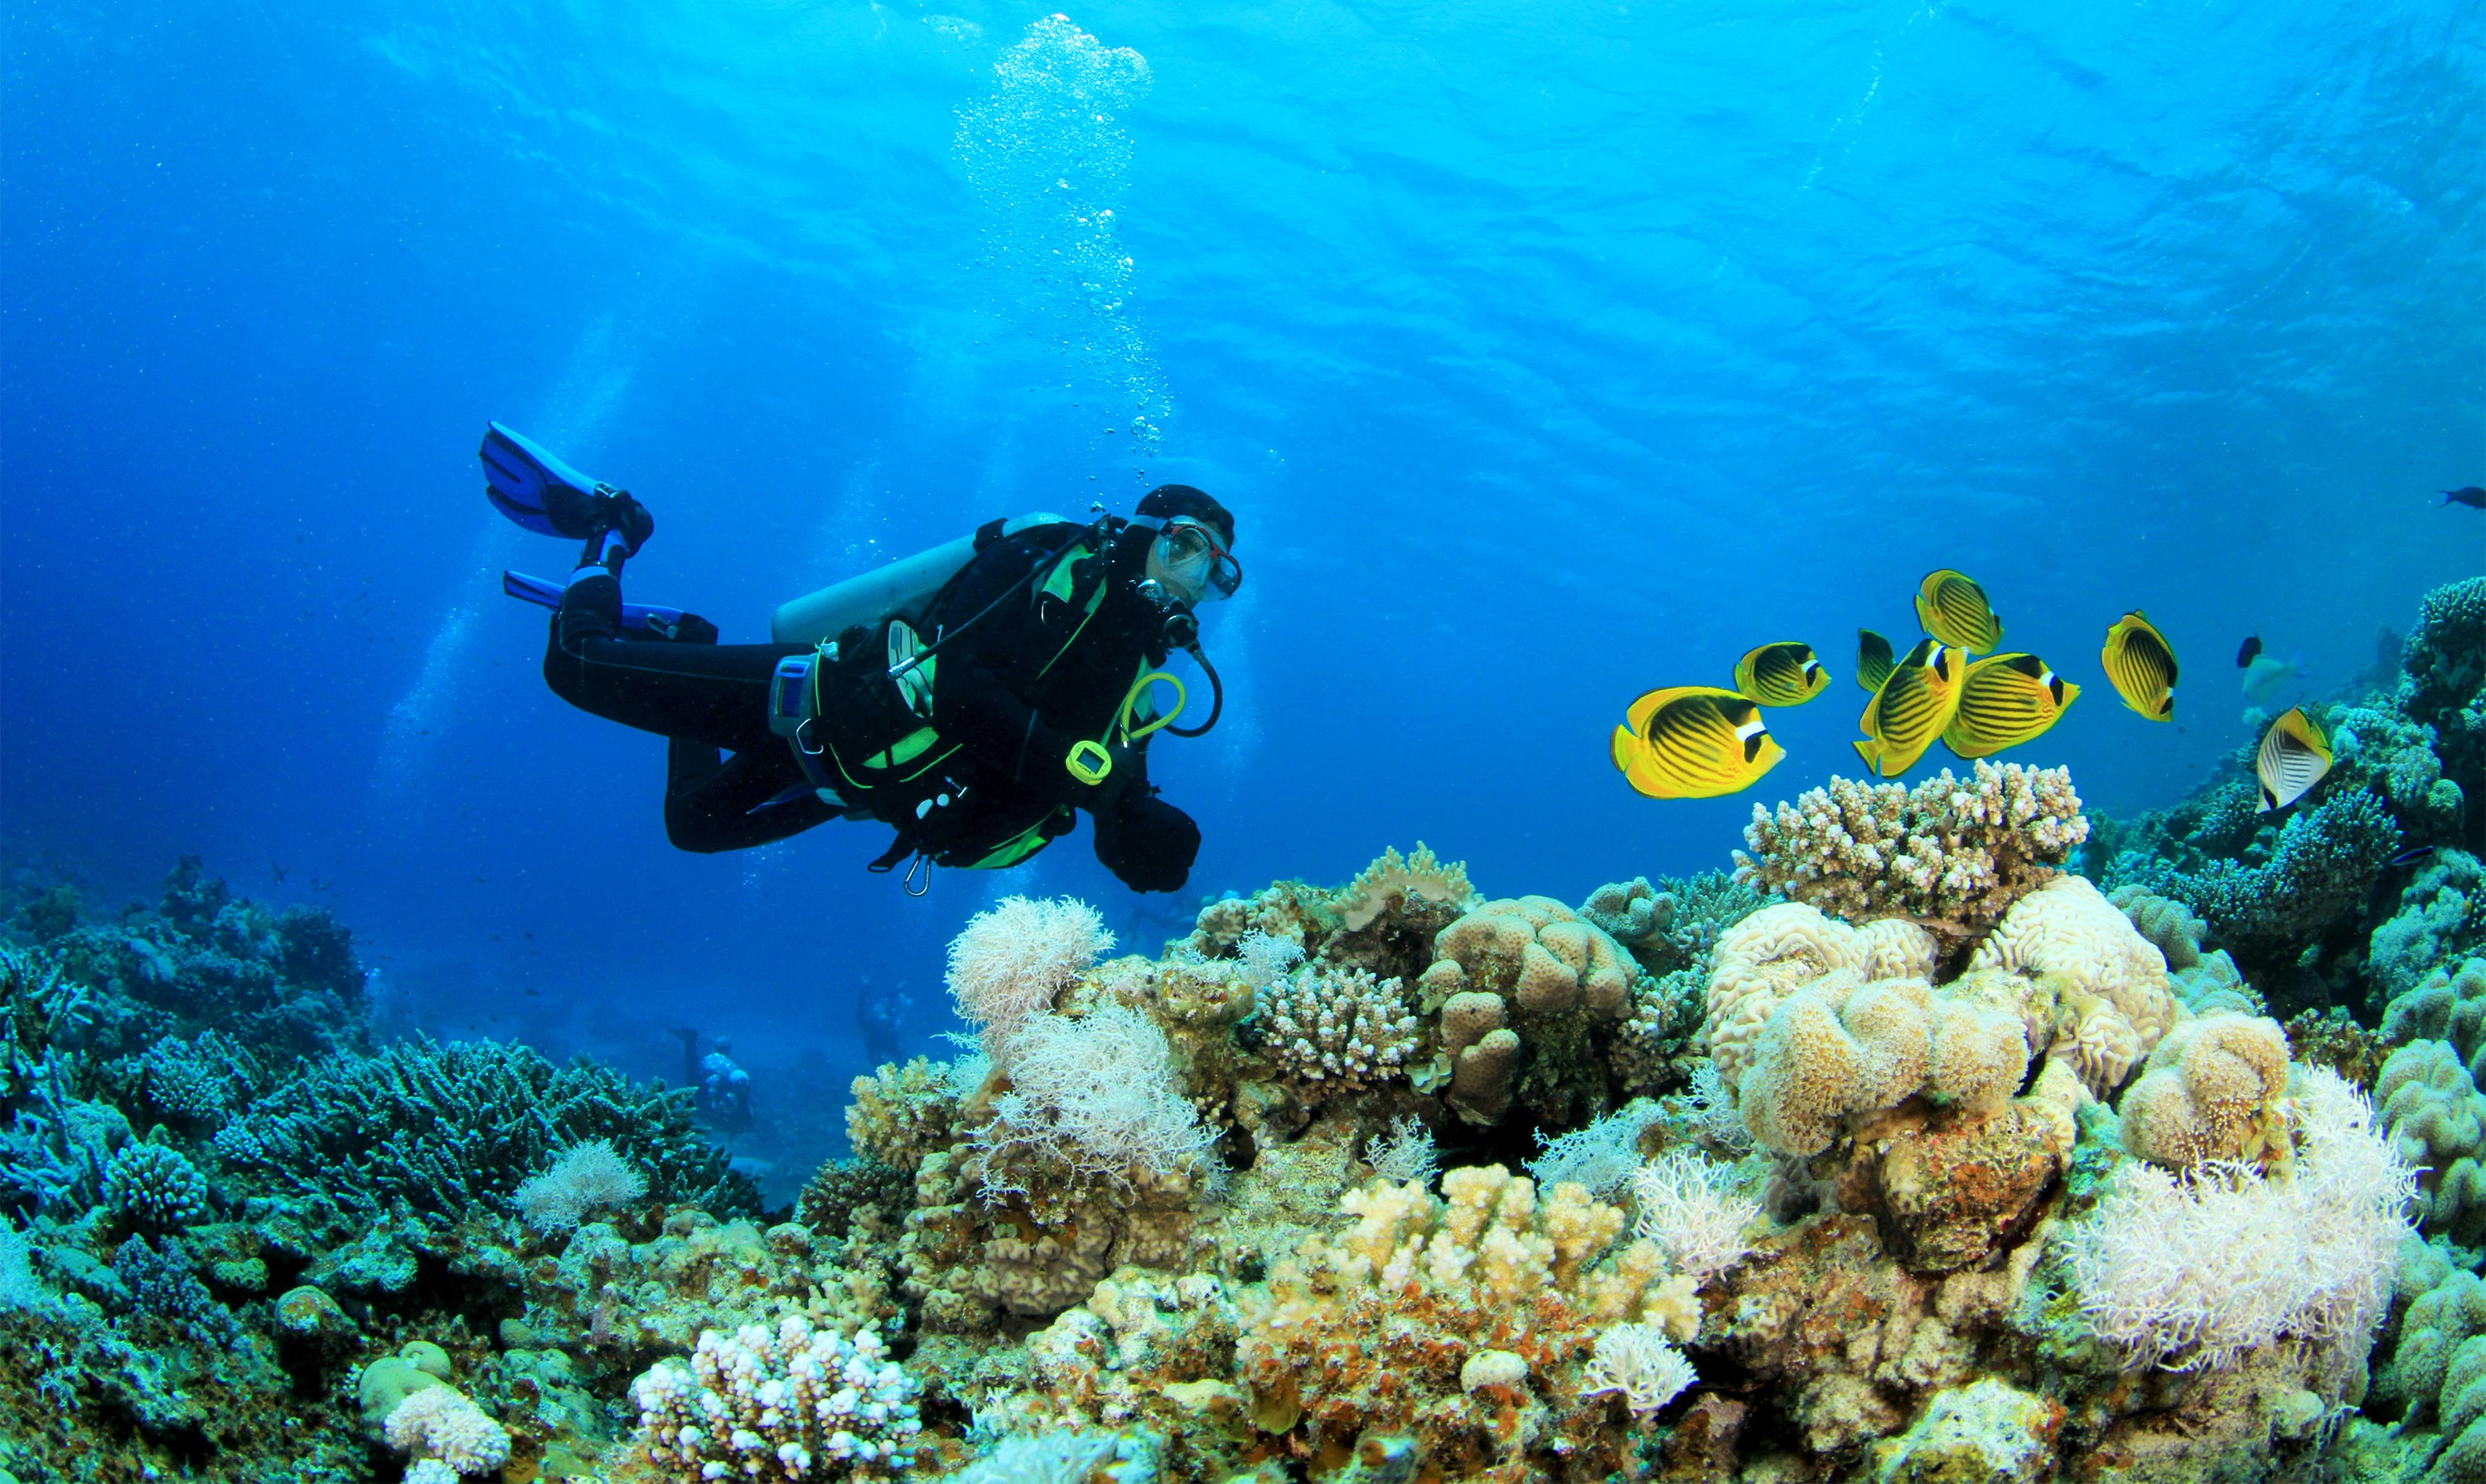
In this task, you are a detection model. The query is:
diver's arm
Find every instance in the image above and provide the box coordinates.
[931,650,1082,798]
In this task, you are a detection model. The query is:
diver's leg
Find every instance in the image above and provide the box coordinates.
[542,570,794,753]
[663,747,835,853]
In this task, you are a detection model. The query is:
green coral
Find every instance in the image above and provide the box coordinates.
[212,1035,757,1223]
[2106,786,2401,978]
[2372,854,2486,1001]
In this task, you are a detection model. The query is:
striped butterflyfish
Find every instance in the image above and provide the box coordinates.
[1856,628,1897,692]
[2101,611,2178,721]
[1914,568,2004,653]
[2254,706,2333,813]
[1610,686,1787,800]
[1941,653,2080,759]
[1733,641,1830,707]
[1853,639,1966,777]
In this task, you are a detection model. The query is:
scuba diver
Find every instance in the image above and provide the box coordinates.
[479,424,1236,894]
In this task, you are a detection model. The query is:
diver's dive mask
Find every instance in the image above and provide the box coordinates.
[1152,518,1241,602]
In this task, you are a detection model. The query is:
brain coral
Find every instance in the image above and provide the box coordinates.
[1734,761,2087,936]
[1734,970,2029,1157]
[1704,904,1939,1087]
[1967,875,2179,1093]
[2116,1013,2292,1169]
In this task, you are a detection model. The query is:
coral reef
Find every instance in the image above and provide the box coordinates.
[12,585,2486,1484]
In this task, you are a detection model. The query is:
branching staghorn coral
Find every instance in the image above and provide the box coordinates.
[211,1035,755,1221]
[1734,761,2087,936]
[2108,786,2402,976]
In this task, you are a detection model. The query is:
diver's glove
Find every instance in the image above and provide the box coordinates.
[1094,792,1198,893]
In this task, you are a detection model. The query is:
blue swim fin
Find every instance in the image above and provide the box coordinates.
[480,423,609,537]
[501,570,688,638]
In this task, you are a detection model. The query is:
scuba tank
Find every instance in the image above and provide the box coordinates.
[771,513,1068,646]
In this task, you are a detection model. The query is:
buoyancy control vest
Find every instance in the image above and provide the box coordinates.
[766,515,1183,876]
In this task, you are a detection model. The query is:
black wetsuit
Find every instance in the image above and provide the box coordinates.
[542,520,1199,890]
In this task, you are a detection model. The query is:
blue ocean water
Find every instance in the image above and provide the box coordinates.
[2,1,2479,1162]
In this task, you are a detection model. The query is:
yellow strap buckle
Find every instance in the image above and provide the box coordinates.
[1065,738,1114,786]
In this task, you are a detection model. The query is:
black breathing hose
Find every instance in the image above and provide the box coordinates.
[1168,645,1224,737]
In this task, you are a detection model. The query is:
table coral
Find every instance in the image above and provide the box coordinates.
[1734,761,2087,937]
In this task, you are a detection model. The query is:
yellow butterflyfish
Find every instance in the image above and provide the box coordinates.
[1733,641,1830,707]
[1942,653,2079,758]
[1853,639,1966,776]
[1611,686,1787,800]
[2101,611,2178,721]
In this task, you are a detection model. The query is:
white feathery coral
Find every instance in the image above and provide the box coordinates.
[1233,929,1304,989]
[1628,1148,1761,1282]
[1366,1114,1440,1187]
[946,896,1115,1051]
[2059,1068,2416,1372]
[977,1003,1218,1192]
[1579,1321,1698,1417]
[514,1138,649,1232]
[1527,1100,1664,1196]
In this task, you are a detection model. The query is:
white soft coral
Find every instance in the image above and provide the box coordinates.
[946,896,1114,1050]
[2060,1067,2417,1371]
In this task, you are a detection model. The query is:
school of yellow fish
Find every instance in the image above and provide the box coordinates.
[1610,569,2328,815]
